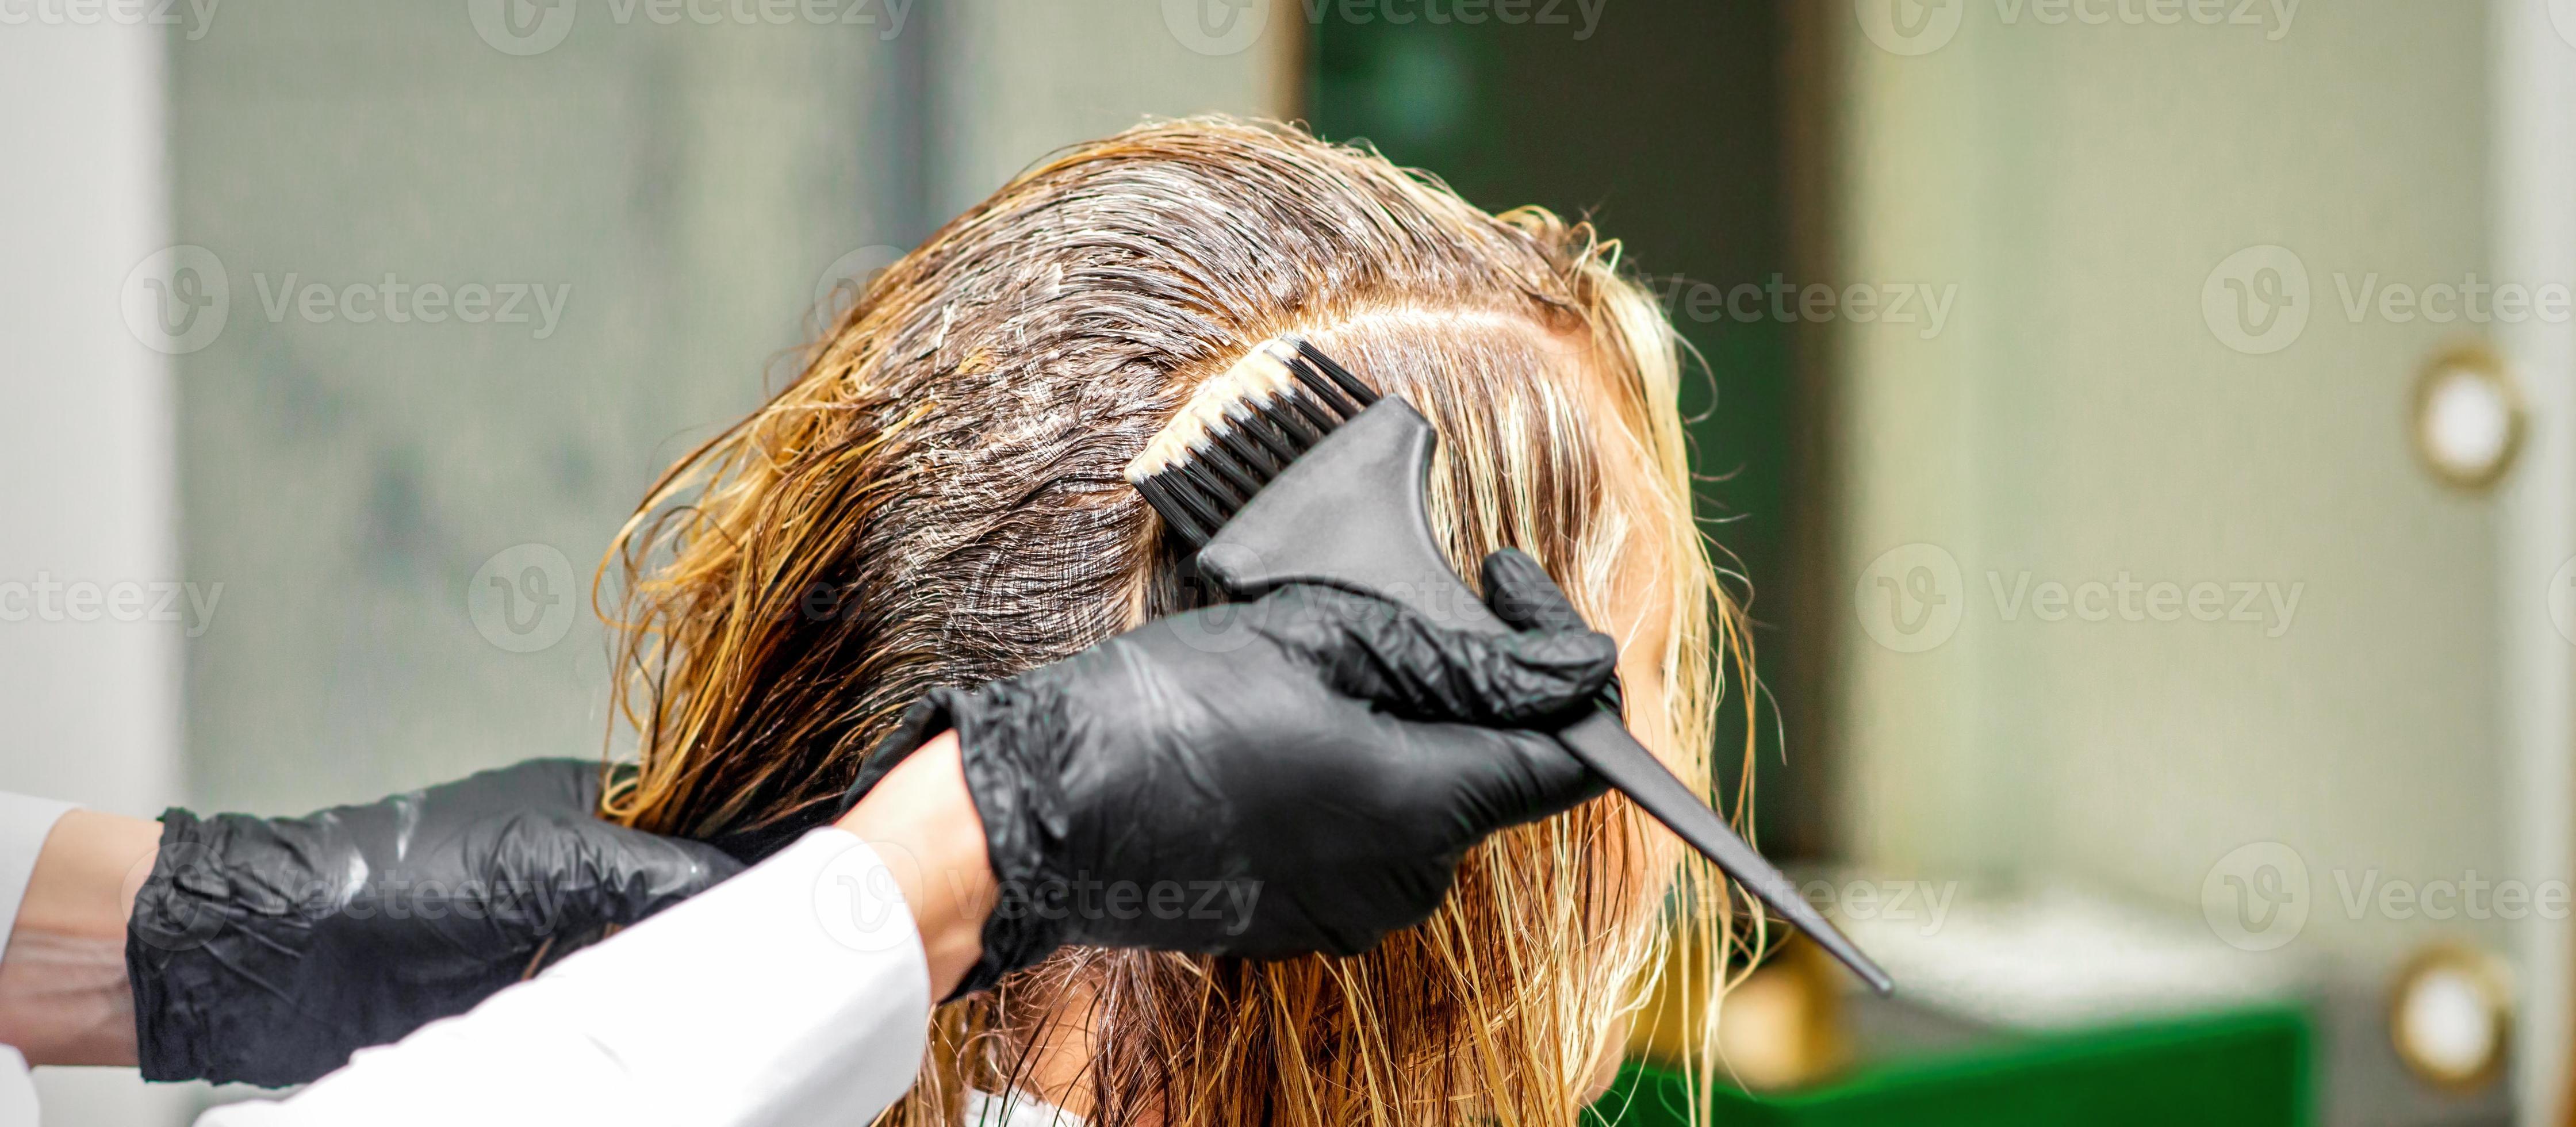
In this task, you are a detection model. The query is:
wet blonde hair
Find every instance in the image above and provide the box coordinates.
[602,116,1751,1125]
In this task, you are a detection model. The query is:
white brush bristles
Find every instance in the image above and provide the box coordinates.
[1125,336,1304,482]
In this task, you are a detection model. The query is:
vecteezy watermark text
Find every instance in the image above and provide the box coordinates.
[0,0,220,40]
[1854,544,2305,653]
[2328,272,2574,327]
[0,574,223,638]
[812,841,1268,957]
[252,274,572,340]
[1987,571,2301,637]
[1856,0,2298,57]
[1799,878,1960,935]
[1278,0,1605,35]
[991,875,1264,936]
[471,0,913,56]
[122,247,577,354]
[132,869,609,953]
[2204,840,2576,950]
[2203,244,2576,355]
[1649,275,1960,339]
[1160,0,1605,58]
[596,0,911,31]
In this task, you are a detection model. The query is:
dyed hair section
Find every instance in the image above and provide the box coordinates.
[601,117,1751,1125]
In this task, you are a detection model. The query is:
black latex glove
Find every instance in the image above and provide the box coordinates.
[126,758,744,1087]
[847,547,1619,996]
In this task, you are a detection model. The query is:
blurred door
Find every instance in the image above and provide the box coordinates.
[1310,2,1832,857]
[1831,2,2575,1125]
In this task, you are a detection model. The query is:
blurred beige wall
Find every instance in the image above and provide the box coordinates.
[1831,7,2540,1117]
[174,4,906,815]
[1835,2,2501,968]
[174,0,1286,820]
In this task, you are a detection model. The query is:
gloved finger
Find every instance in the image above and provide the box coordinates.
[1479,547,1592,634]
[1482,549,1628,720]
[1262,583,1618,727]
[1391,718,1609,834]
[594,825,746,908]
[509,816,747,933]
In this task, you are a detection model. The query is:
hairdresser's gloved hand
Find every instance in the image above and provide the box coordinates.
[125,758,743,1087]
[849,547,1616,996]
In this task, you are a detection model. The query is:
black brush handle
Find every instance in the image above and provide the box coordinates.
[1557,710,1893,995]
[1197,398,1892,995]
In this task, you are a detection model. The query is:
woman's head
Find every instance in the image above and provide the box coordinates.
[604,117,1746,1124]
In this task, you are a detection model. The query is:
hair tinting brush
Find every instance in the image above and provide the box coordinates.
[1127,335,1894,996]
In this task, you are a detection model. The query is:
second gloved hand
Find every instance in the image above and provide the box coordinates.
[847,547,1618,996]
[126,759,743,1087]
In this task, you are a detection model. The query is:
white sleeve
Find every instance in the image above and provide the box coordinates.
[0,792,79,958]
[0,1046,36,1127]
[195,827,934,1127]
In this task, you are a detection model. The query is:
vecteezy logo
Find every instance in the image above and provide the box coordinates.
[1854,543,1963,653]
[1162,0,1268,57]
[1854,0,1962,56]
[2550,0,2576,51]
[2550,554,2576,647]
[2201,244,2310,355]
[125,839,229,952]
[469,543,577,653]
[815,839,915,954]
[1166,543,1267,654]
[471,0,577,56]
[121,245,229,355]
[811,244,907,326]
[2202,841,2310,950]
